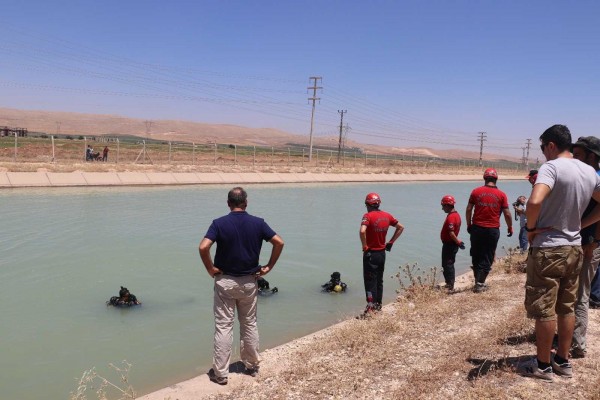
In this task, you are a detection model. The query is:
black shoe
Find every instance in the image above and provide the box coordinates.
[244,366,259,377]
[590,300,600,309]
[208,368,228,385]
[473,283,488,293]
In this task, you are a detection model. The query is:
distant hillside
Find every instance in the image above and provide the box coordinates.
[0,107,520,162]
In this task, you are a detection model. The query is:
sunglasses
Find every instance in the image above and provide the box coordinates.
[540,143,547,151]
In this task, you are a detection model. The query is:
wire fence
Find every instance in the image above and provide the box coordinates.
[0,134,538,172]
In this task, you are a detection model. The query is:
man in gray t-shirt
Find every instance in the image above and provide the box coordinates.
[520,125,600,381]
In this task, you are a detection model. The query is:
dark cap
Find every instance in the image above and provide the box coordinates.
[527,169,538,177]
[571,136,600,158]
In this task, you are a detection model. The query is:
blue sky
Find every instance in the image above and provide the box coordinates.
[2,1,600,158]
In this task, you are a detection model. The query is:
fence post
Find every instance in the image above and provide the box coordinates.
[84,137,87,162]
[234,144,237,165]
[116,139,120,164]
[214,143,217,165]
[253,146,256,167]
[51,135,55,162]
[143,140,146,163]
[169,141,172,163]
[354,151,356,167]
[192,142,195,165]
[288,147,290,166]
[14,132,17,162]
[316,149,319,167]
[271,146,274,167]
[302,148,305,167]
[365,151,367,166]
[375,153,377,166]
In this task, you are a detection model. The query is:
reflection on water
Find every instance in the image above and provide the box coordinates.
[0,180,530,399]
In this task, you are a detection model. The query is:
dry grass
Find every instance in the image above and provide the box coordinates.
[70,361,135,400]
[203,253,600,400]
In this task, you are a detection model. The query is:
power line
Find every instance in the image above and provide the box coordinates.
[478,132,487,167]
[307,77,322,162]
[337,110,347,163]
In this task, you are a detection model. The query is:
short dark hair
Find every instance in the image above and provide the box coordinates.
[540,124,572,152]
[228,187,247,207]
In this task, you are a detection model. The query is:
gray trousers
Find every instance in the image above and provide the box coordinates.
[573,246,600,352]
[212,274,260,378]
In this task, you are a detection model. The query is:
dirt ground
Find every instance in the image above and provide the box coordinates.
[139,254,600,400]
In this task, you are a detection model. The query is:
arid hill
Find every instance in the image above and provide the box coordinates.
[0,107,519,162]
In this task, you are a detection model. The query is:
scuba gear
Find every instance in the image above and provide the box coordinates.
[322,271,347,293]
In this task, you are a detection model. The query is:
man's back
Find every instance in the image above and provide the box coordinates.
[206,211,276,276]
[534,157,600,247]
[469,185,508,228]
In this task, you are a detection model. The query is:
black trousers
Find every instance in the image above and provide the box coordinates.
[469,225,500,283]
[442,242,459,287]
[363,250,386,305]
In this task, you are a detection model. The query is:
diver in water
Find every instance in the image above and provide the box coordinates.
[107,286,141,307]
[257,277,278,295]
[322,272,347,293]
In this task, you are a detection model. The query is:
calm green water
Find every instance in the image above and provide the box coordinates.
[0,181,529,399]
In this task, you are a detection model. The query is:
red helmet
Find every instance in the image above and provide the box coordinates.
[441,195,456,206]
[483,168,498,180]
[365,192,381,206]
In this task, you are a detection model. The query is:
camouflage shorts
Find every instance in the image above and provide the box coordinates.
[524,246,582,321]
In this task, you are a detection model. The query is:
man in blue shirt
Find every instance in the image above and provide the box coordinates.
[199,187,284,385]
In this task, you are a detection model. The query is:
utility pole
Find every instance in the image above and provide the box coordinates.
[477,131,487,167]
[342,123,351,149]
[307,77,322,162]
[522,147,526,166]
[337,110,347,163]
[525,138,532,169]
[144,120,153,140]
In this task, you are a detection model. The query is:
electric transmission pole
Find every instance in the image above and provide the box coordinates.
[522,147,526,166]
[525,138,532,169]
[144,120,153,140]
[477,131,487,167]
[337,110,347,163]
[307,77,322,162]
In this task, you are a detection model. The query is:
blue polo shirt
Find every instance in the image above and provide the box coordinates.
[204,211,276,276]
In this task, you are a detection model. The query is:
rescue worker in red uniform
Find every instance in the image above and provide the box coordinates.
[465,168,513,292]
[440,195,465,292]
[359,193,404,315]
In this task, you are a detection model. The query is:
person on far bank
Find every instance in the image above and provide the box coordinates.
[102,146,109,162]
[513,196,529,253]
[440,195,465,292]
[359,192,404,316]
[520,125,600,381]
[199,187,284,386]
[465,168,513,293]
[570,136,600,358]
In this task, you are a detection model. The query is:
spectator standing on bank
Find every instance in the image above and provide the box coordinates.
[520,125,600,381]
[359,192,404,316]
[527,169,538,187]
[465,168,513,292]
[440,195,465,292]
[570,136,600,358]
[513,196,529,252]
[199,187,284,385]
[102,146,109,162]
